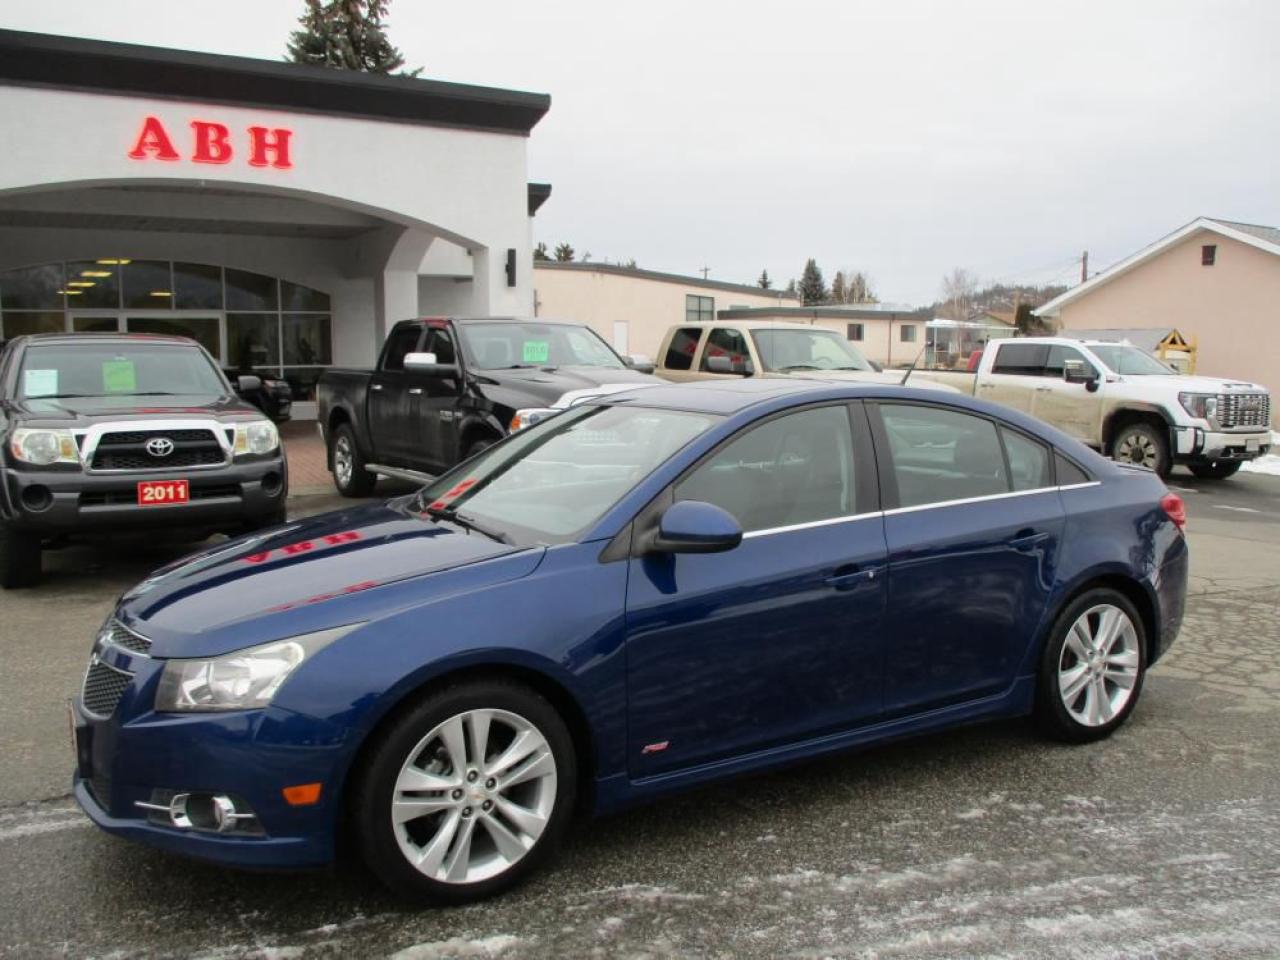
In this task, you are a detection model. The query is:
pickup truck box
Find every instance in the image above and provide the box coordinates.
[910,336,1271,478]
[317,317,661,495]
[654,320,956,392]
[0,333,287,587]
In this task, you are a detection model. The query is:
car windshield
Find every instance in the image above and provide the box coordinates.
[459,322,626,370]
[16,341,228,400]
[413,404,719,545]
[751,329,873,372]
[1088,344,1175,376]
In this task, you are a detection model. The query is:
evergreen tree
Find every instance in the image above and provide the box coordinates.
[830,271,848,304]
[785,278,797,295]
[798,259,827,306]
[553,242,576,262]
[758,269,772,290]
[533,242,550,262]
[286,0,420,76]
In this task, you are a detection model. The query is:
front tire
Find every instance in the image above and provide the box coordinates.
[1189,461,1242,480]
[330,423,376,497]
[1111,421,1171,478]
[0,523,42,589]
[352,679,577,904]
[1035,588,1147,743]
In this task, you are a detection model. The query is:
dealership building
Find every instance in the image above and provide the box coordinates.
[0,29,552,416]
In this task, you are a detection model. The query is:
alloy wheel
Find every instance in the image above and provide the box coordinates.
[1057,603,1140,727]
[390,709,557,885]
[1116,432,1157,469]
[334,436,353,487]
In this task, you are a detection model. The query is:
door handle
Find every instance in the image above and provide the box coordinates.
[825,564,880,590]
[1009,530,1050,552]
[371,383,384,392]
[1034,386,1050,392]
[408,387,423,395]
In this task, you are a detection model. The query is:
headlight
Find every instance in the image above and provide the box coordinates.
[509,408,559,432]
[234,419,280,456]
[1178,392,1218,421]
[9,428,79,466]
[154,624,357,712]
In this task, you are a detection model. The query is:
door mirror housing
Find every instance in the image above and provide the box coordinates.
[650,500,743,554]
[1063,358,1098,389]
[704,355,755,376]
[624,354,656,375]
[404,351,459,376]
[236,374,262,392]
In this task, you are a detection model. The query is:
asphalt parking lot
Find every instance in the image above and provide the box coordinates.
[1,470,1278,959]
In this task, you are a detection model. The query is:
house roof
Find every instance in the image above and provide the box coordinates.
[717,305,927,321]
[1035,216,1280,317]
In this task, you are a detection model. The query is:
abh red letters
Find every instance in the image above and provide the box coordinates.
[127,116,294,169]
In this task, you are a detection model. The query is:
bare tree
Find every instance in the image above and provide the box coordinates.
[940,267,979,321]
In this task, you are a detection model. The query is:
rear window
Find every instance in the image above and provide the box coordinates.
[663,327,703,371]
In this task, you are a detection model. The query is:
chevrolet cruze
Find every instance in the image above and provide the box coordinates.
[73,379,1188,902]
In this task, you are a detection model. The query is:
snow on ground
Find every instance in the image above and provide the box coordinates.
[1239,432,1280,476]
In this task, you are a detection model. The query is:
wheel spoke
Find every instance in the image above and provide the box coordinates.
[1065,621,1092,661]
[488,728,547,781]
[416,807,461,876]
[392,795,456,824]
[499,748,555,791]
[483,811,529,863]
[438,715,468,775]
[1104,665,1137,690]
[1096,607,1123,653]
[1106,649,1139,670]
[396,766,460,792]
[1059,663,1089,702]
[494,795,548,838]
[443,815,477,882]
[1094,678,1114,723]
[468,710,493,770]
[1082,680,1100,725]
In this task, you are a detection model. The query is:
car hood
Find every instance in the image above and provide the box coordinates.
[1112,374,1268,394]
[9,393,260,428]
[116,499,544,658]
[476,365,661,408]
[784,369,961,392]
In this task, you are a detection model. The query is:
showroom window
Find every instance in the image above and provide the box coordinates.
[685,294,714,323]
[0,259,333,403]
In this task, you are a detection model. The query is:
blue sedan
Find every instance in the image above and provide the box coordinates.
[72,380,1188,903]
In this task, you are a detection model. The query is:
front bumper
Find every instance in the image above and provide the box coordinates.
[2,456,286,536]
[71,656,346,870]
[1173,425,1271,463]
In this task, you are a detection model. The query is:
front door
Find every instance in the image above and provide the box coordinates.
[625,403,887,778]
[369,324,425,465]
[1032,344,1104,442]
[409,325,464,472]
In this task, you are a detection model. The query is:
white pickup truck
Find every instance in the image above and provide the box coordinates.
[912,336,1272,479]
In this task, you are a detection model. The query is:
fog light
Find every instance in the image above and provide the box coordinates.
[20,485,53,512]
[135,789,260,834]
[261,472,283,497]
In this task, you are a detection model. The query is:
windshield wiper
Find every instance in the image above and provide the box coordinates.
[831,365,870,371]
[779,364,820,371]
[26,392,105,399]
[424,505,511,544]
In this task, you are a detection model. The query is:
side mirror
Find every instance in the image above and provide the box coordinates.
[1063,358,1098,388]
[868,360,883,372]
[625,354,656,375]
[237,374,262,392]
[404,351,459,376]
[705,355,755,376]
[650,500,743,554]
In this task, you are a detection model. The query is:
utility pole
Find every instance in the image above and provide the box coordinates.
[1081,250,1088,284]
[700,266,710,280]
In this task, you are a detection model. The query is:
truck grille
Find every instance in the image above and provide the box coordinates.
[1217,393,1271,429]
[82,659,134,718]
[91,429,226,472]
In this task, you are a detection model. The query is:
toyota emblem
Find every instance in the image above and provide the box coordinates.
[145,437,175,458]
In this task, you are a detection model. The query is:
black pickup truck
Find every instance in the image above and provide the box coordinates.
[0,333,288,587]
[317,317,661,496]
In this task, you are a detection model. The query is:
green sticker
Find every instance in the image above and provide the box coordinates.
[522,340,550,364]
[103,360,137,393]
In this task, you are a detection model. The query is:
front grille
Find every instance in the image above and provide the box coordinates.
[82,659,134,718]
[91,429,226,472]
[105,620,151,654]
[1217,392,1271,429]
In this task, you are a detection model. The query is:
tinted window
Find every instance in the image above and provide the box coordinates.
[700,327,751,371]
[1044,344,1095,379]
[677,405,855,532]
[1056,453,1091,485]
[1001,427,1052,491]
[121,260,172,309]
[422,327,456,365]
[992,342,1049,376]
[17,342,225,399]
[663,327,703,371]
[381,326,423,372]
[879,404,1009,507]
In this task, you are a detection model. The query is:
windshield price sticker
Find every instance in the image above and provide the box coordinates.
[102,360,138,393]
[522,340,551,364]
[426,478,477,513]
[23,369,58,397]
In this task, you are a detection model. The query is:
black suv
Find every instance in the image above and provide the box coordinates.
[0,333,288,587]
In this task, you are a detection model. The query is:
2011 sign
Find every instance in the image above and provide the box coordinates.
[127,116,294,169]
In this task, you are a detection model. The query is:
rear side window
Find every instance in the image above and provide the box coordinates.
[677,405,855,532]
[663,327,703,371]
[878,404,1008,508]
[1055,453,1091,485]
[381,326,423,372]
[992,342,1049,376]
[700,327,751,372]
[1001,427,1052,491]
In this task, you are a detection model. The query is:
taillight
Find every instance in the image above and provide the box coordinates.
[1160,492,1186,531]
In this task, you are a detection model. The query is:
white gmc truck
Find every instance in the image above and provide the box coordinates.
[913,337,1272,479]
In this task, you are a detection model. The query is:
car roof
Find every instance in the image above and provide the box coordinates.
[698,320,843,332]
[17,332,199,346]
[600,377,941,416]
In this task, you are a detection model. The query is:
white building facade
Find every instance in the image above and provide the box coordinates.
[0,30,552,416]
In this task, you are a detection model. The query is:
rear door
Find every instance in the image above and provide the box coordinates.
[869,400,1065,716]
[981,341,1047,413]
[369,324,424,465]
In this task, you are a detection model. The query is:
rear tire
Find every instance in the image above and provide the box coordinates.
[0,523,42,589]
[352,679,576,904]
[1035,588,1147,743]
[464,438,495,461]
[1111,421,1171,478]
[1189,461,1242,480]
[331,423,376,497]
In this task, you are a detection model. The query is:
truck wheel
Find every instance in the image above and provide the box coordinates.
[464,438,495,461]
[1189,461,1242,480]
[331,423,376,497]
[0,523,42,589]
[1111,422,1170,478]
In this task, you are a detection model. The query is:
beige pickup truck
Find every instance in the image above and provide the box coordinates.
[654,320,956,392]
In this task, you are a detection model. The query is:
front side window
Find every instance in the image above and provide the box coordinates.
[699,327,751,372]
[459,322,625,370]
[751,328,872,372]
[421,328,456,366]
[1043,344,1096,379]
[992,342,1049,376]
[417,405,719,544]
[676,405,855,532]
[685,294,714,323]
[663,327,703,371]
[16,342,227,400]
[1087,344,1174,376]
[381,326,423,372]
[879,403,1009,508]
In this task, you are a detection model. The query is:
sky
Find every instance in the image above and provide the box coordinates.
[3,0,1278,305]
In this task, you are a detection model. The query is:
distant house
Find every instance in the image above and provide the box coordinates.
[971,309,1017,327]
[1035,217,1280,419]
